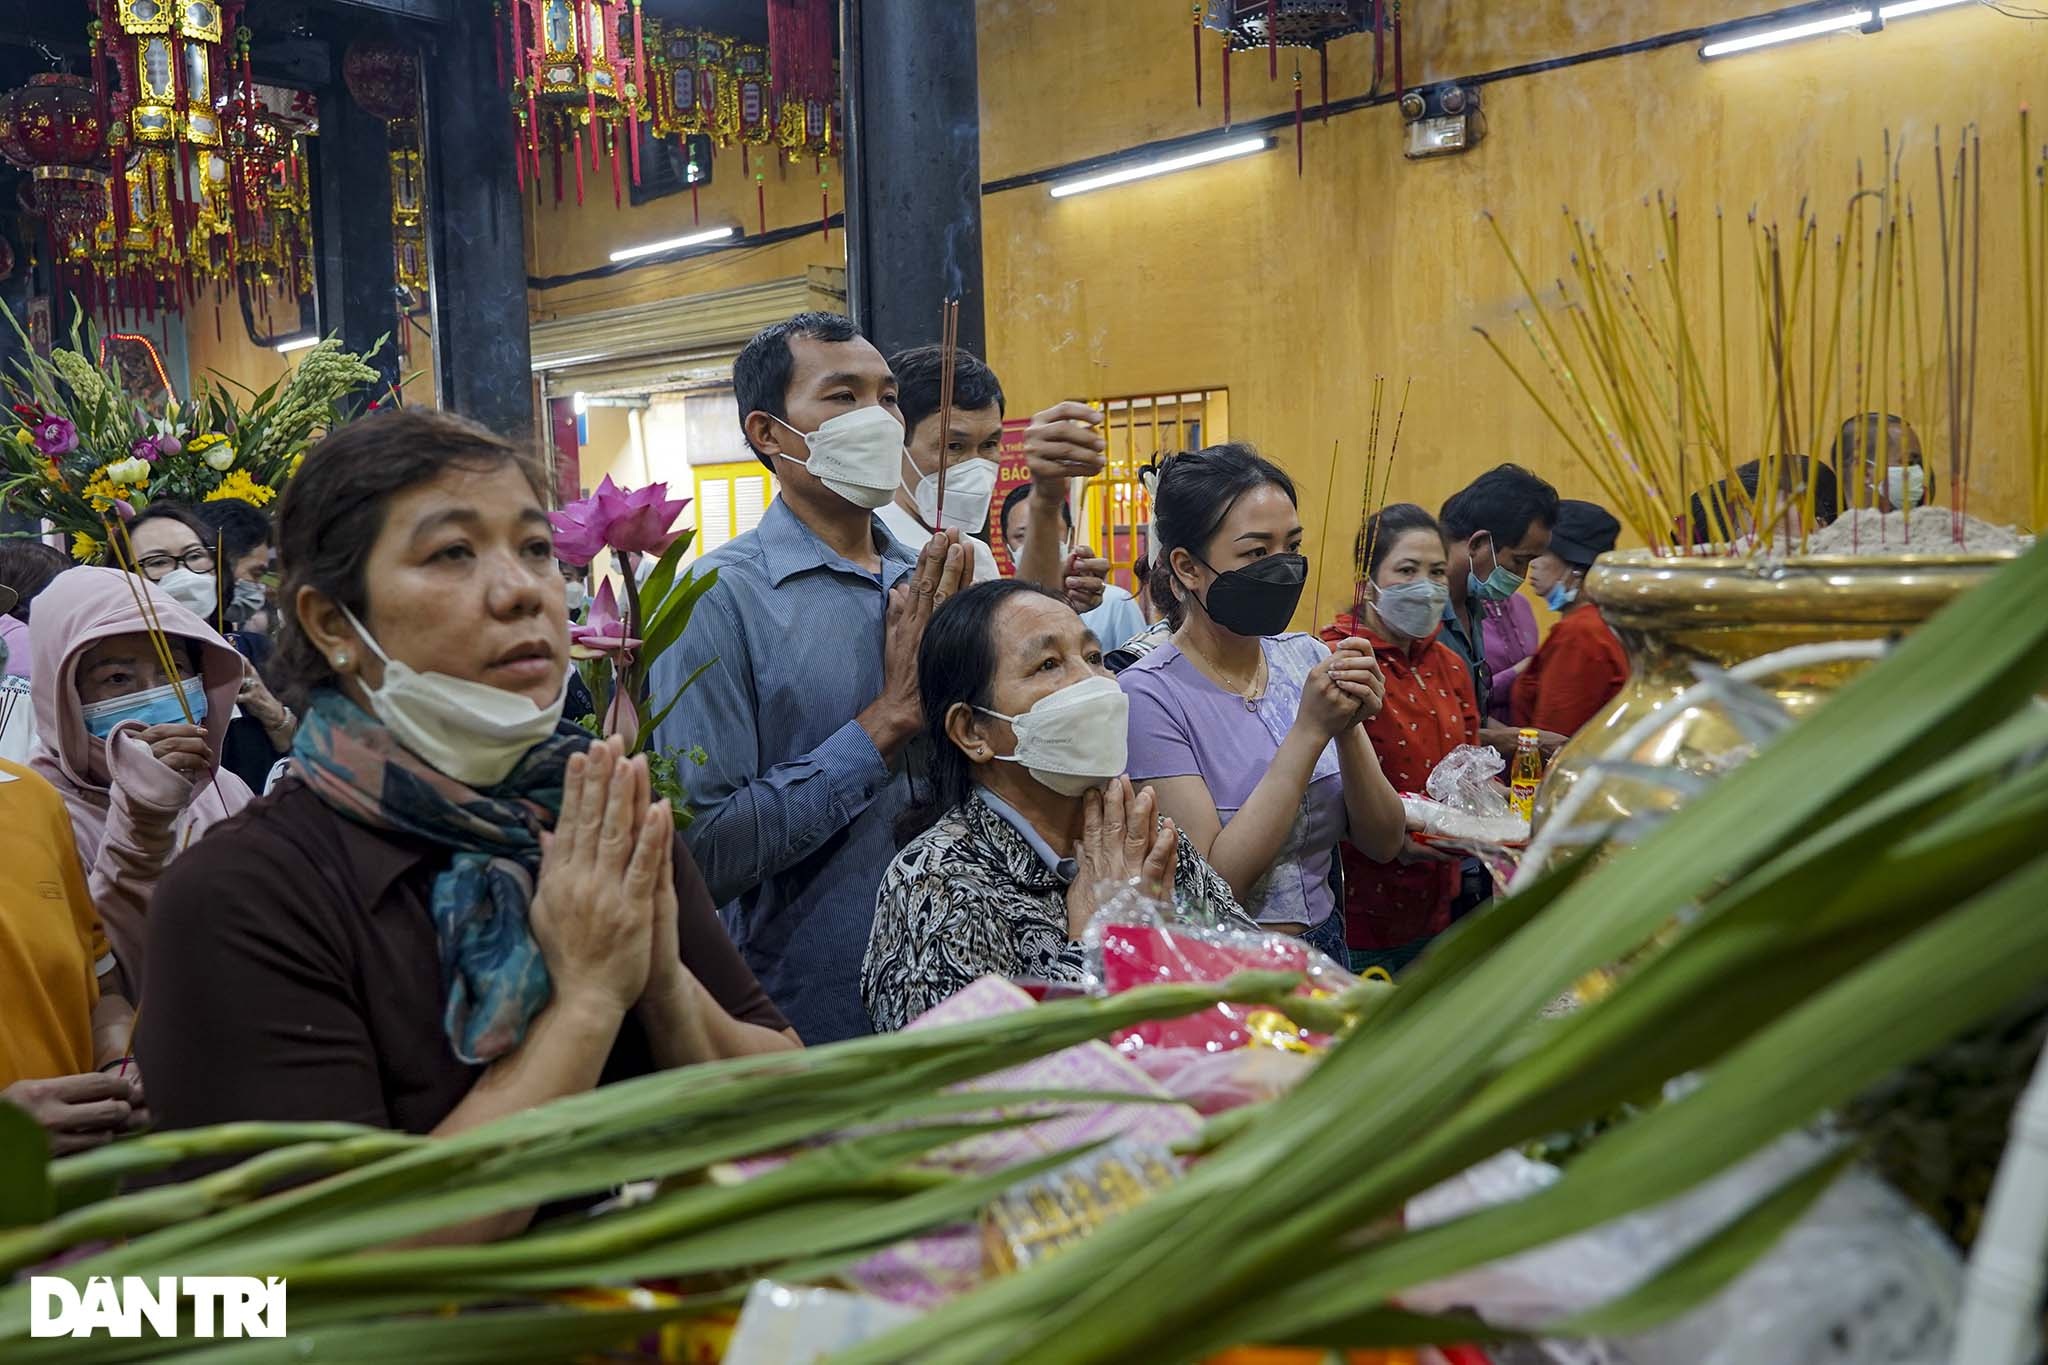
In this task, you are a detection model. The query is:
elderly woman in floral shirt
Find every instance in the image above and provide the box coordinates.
[861,581,1251,1033]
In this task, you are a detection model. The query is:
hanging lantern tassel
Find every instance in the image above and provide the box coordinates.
[821,179,830,243]
[610,120,624,207]
[743,142,751,178]
[1320,43,1330,120]
[1267,0,1278,79]
[756,171,766,236]
[493,1,506,87]
[1191,5,1203,107]
[572,126,586,205]
[525,0,545,178]
[628,0,646,185]
[581,4,601,172]
[1373,0,1386,91]
[691,182,700,225]
[1393,0,1405,97]
[1293,61,1304,177]
[1221,35,1232,127]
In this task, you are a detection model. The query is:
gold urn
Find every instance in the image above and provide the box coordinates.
[1533,547,2023,838]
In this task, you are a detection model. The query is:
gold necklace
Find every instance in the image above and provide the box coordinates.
[1182,635,1268,711]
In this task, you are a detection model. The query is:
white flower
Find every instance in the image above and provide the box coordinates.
[202,442,237,471]
[106,456,152,486]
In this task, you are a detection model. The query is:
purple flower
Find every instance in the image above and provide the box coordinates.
[548,476,690,567]
[130,436,165,463]
[32,416,77,457]
[568,578,643,658]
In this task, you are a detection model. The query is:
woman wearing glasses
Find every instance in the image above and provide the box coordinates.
[121,505,297,790]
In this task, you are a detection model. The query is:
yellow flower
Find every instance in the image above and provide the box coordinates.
[286,452,304,480]
[204,469,277,507]
[71,532,102,563]
[81,472,123,513]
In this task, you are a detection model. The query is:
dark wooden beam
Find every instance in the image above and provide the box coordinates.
[422,2,533,441]
[841,0,985,363]
[313,81,402,391]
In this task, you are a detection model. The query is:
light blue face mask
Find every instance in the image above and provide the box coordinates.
[1545,580,1577,613]
[1468,537,1526,603]
[81,675,208,739]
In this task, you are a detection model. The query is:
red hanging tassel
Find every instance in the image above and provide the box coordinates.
[493,1,506,87]
[579,4,600,171]
[1319,44,1330,120]
[518,0,542,175]
[742,141,751,178]
[1293,63,1304,176]
[1393,0,1404,97]
[1267,0,1278,79]
[1221,37,1231,127]
[572,126,587,203]
[1373,0,1385,91]
[821,179,830,243]
[1191,5,1202,107]
[627,0,645,185]
[553,137,565,205]
[756,173,766,236]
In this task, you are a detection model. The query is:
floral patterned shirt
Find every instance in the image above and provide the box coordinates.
[860,788,1252,1033]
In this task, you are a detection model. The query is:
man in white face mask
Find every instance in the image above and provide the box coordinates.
[1831,412,1930,514]
[649,313,969,1044]
[875,345,1006,584]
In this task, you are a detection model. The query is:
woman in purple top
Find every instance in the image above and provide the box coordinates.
[1482,592,1541,725]
[1119,444,1407,967]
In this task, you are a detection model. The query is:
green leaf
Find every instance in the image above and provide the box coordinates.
[0,1102,52,1229]
[639,565,719,665]
[637,531,696,612]
[634,658,715,751]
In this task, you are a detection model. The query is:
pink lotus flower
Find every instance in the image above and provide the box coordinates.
[549,476,690,567]
[32,416,77,457]
[568,578,642,659]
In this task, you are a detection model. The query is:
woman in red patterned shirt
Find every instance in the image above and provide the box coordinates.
[1320,504,1479,975]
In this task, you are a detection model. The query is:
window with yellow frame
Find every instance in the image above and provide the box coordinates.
[1069,390,1229,594]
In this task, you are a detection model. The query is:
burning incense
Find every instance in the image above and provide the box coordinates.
[932,297,961,526]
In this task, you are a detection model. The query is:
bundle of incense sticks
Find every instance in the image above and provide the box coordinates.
[1345,375,1412,625]
[1482,119,2012,559]
[932,297,961,526]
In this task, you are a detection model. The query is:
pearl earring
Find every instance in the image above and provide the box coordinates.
[332,652,350,669]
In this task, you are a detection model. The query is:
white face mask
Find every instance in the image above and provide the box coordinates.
[907,457,999,535]
[340,605,567,788]
[770,406,905,511]
[1884,465,1927,510]
[977,674,1130,798]
[563,581,588,614]
[157,566,218,620]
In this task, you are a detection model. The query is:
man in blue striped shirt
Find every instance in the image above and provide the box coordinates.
[652,314,967,1043]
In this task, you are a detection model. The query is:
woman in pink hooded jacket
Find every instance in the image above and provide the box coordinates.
[29,566,253,988]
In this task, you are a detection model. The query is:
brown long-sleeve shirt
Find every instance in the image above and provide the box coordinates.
[136,781,787,1136]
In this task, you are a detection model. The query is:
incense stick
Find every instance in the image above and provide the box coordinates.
[932,298,961,527]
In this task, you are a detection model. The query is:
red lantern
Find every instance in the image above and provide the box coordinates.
[0,75,111,256]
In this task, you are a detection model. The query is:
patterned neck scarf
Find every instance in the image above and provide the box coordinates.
[292,688,592,1064]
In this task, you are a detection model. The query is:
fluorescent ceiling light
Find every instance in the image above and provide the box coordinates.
[1049,136,1271,198]
[608,225,736,262]
[274,335,318,353]
[1877,0,1969,16]
[1702,9,1870,58]
[1701,0,1969,58]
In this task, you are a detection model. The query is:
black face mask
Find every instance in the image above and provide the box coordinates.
[1193,552,1308,638]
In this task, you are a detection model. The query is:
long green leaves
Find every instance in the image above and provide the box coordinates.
[835,540,2048,1364]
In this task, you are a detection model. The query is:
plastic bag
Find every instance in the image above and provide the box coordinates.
[1426,744,1511,817]
[723,1281,919,1364]
[1084,884,1361,1058]
[1401,1128,1961,1365]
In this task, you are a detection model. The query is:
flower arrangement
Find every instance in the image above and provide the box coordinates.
[0,307,385,558]
[550,475,720,825]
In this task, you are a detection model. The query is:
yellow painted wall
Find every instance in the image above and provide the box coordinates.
[977,0,2048,632]
[525,145,845,325]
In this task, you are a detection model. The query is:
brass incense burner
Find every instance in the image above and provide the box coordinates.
[1533,547,2023,836]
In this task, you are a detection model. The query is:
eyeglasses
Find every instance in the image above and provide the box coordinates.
[137,547,217,578]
